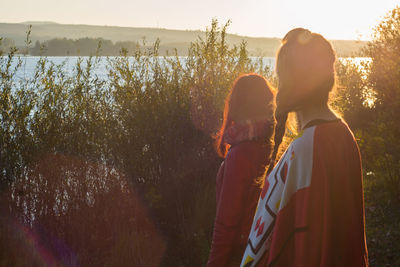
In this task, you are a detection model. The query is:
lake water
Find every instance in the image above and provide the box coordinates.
[3,56,369,82]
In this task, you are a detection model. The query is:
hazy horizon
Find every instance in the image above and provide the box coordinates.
[2,0,399,41]
[0,20,361,41]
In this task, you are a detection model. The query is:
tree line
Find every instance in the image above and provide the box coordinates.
[29,37,189,56]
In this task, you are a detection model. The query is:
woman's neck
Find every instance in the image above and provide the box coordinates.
[295,104,338,130]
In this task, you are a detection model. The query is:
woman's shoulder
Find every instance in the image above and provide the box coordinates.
[295,119,355,146]
[282,119,351,164]
[312,119,358,148]
[287,119,360,167]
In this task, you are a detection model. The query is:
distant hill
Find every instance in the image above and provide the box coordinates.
[20,21,59,25]
[0,22,366,57]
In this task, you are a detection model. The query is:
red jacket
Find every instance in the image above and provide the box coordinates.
[208,140,271,266]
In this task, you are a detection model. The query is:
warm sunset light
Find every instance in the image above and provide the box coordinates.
[1,1,400,266]
[1,0,399,40]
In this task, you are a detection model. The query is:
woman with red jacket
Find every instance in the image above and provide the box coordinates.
[207,73,276,266]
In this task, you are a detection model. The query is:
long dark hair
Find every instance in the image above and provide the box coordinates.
[266,28,336,174]
[215,73,276,157]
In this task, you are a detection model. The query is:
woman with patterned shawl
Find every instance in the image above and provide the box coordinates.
[240,29,368,267]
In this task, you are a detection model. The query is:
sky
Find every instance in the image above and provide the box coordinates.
[1,0,399,40]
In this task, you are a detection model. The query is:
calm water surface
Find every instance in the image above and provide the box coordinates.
[4,56,370,82]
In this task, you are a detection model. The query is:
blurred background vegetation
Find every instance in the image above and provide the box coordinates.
[1,7,400,267]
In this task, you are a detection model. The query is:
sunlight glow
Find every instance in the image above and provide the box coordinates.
[1,0,399,40]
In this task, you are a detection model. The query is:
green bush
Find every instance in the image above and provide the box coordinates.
[334,6,400,266]
[0,20,272,266]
